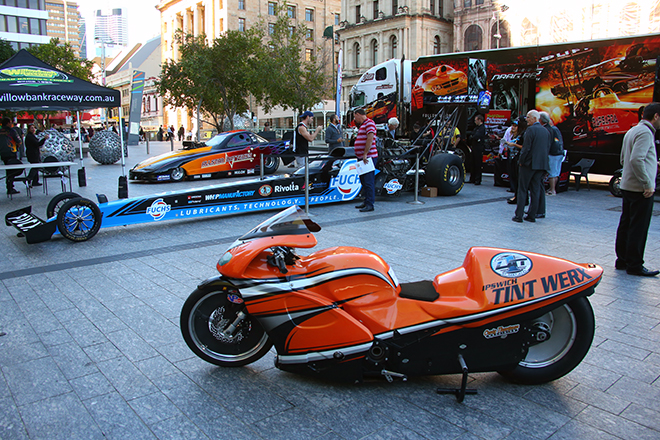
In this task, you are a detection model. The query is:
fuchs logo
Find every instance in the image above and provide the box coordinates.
[146,198,171,221]
[383,179,403,194]
[483,324,520,339]
[274,183,299,192]
[331,159,361,199]
[259,185,273,196]
[490,252,533,278]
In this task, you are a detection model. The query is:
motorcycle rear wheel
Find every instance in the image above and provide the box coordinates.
[498,297,594,385]
[180,288,272,367]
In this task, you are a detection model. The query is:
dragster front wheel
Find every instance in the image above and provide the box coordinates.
[47,192,81,219]
[56,197,102,242]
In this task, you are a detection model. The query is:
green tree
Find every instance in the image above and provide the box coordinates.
[0,39,16,65]
[157,29,265,131]
[257,2,331,114]
[27,38,93,81]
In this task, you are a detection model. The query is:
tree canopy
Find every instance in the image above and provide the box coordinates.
[27,38,94,81]
[157,1,333,131]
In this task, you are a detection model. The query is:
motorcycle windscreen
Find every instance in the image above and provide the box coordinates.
[239,205,321,240]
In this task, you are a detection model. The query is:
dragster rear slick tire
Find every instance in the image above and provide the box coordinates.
[425,153,465,196]
[498,297,594,385]
[180,286,272,367]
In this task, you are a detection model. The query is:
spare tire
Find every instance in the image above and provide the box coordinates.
[425,153,465,196]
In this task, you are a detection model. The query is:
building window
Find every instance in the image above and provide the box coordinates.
[373,1,379,19]
[433,35,441,54]
[238,18,245,32]
[464,0,471,7]
[371,39,378,66]
[288,26,295,36]
[305,48,313,61]
[390,35,397,58]
[268,2,276,15]
[305,8,313,22]
[430,0,435,14]
[239,0,245,10]
[219,18,224,32]
[6,16,17,33]
[18,17,29,34]
[392,0,398,15]
[476,0,484,4]
[268,23,275,35]
[287,5,296,18]
[464,24,483,51]
[335,13,340,25]
[354,42,360,69]
[356,5,361,23]
[306,28,313,41]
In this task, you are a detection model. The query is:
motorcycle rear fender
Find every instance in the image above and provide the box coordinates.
[423,247,602,323]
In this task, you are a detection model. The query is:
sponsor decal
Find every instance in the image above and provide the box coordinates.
[205,190,256,201]
[6,212,43,232]
[0,66,73,84]
[201,156,227,168]
[491,252,533,278]
[483,324,520,339]
[156,174,171,181]
[383,178,403,194]
[187,195,202,204]
[330,159,361,199]
[146,198,171,221]
[227,294,244,304]
[274,183,299,193]
[259,185,273,197]
[487,267,594,305]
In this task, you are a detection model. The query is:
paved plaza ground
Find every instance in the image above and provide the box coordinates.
[1,140,659,439]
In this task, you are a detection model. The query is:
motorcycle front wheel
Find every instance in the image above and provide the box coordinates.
[180,287,272,367]
[498,297,594,385]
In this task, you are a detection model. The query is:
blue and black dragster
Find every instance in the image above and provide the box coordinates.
[5,148,364,243]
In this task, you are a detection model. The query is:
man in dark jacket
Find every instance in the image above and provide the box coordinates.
[513,110,551,222]
[469,114,487,185]
[1,118,23,194]
[25,124,48,187]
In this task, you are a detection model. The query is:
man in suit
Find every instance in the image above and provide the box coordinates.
[513,110,551,223]
[325,114,344,151]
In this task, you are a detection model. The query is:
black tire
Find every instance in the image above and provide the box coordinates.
[609,171,622,197]
[170,167,186,182]
[180,287,272,367]
[46,192,81,219]
[425,153,465,196]
[498,297,595,385]
[264,155,280,174]
[56,198,102,242]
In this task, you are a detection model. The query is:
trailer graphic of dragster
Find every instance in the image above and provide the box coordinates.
[5,156,362,244]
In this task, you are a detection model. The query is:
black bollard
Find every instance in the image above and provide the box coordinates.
[118,175,128,199]
[78,167,87,187]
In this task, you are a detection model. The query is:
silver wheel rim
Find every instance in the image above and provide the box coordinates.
[188,292,269,363]
[520,304,577,368]
[447,164,461,186]
[171,168,184,181]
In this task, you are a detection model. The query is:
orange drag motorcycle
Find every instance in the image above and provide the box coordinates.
[181,206,602,398]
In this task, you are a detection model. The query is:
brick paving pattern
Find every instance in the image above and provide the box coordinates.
[1,140,659,439]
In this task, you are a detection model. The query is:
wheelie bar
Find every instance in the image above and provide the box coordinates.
[436,354,478,403]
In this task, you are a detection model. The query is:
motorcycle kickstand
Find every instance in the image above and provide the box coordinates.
[436,354,478,403]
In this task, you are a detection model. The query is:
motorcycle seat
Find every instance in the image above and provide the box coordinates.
[399,280,439,302]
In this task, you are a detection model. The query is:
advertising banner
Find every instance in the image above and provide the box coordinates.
[128,70,145,146]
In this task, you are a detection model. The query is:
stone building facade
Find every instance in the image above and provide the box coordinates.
[336,0,454,105]
[156,0,341,133]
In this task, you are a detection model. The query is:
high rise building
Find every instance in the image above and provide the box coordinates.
[0,0,49,50]
[94,8,128,47]
[45,0,83,56]
[78,16,86,58]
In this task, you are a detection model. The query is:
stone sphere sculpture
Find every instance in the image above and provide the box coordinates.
[37,129,76,162]
[89,130,123,165]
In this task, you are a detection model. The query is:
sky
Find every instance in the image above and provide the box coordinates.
[76,0,161,58]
